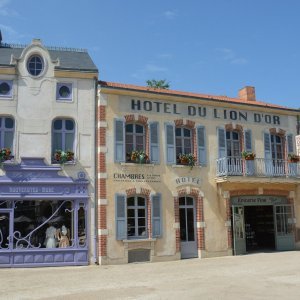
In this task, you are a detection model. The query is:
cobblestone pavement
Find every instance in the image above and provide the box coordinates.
[1,251,300,300]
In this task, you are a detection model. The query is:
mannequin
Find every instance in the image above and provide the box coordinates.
[57,225,70,248]
[44,224,57,248]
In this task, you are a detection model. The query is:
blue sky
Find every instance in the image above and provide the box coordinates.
[1,0,299,109]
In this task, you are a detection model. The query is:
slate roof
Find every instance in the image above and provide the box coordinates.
[99,81,299,112]
[0,43,98,72]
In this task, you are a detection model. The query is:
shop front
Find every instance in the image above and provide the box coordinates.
[0,158,89,267]
[231,195,295,255]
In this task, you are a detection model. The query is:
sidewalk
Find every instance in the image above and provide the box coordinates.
[1,251,300,300]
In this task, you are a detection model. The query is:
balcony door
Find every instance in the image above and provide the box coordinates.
[226,131,242,175]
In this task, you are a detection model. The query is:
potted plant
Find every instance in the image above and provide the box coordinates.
[0,148,12,163]
[53,150,74,164]
[128,150,149,164]
[287,153,300,163]
[242,151,256,160]
[178,153,196,169]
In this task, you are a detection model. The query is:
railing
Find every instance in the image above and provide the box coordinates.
[216,157,300,178]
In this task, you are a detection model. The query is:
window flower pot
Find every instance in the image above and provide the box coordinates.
[242,151,256,161]
[53,150,74,164]
[178,153,196,169]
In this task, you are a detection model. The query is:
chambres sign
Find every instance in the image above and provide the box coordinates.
[119,96,288,126]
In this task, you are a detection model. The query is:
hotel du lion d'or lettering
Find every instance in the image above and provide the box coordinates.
[1,32,300,267]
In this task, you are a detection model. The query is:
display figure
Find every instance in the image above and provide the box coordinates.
[57,225,70,248]
[44,224,57,248]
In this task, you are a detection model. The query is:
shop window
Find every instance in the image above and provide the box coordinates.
[78,204,87,247]
[115,193,162,240]
[0,116,14,155]
[52,118,75,163]
[13,200,73,249]
[114,118,159,163]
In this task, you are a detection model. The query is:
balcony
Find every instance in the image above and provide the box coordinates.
[216,157,300,178]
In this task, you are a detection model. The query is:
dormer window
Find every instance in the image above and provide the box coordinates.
[0,80,13,98]
[27,54,44,76]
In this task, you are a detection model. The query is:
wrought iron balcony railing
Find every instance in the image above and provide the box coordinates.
[216,157,300,178]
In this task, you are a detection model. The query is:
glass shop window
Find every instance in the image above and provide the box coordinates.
[13,200,74,249]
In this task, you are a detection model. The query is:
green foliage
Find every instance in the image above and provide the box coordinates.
[241,151,256,160]
[54,150,74,164]
[178,153,196,169]
[146,79,170,89]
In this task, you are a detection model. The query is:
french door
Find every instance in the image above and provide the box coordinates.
[179,196,198,259]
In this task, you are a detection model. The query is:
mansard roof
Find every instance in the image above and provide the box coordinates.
[0,43,98,72]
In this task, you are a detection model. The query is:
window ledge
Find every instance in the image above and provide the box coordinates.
[171,164,201,168]
[123,238,157,243]
[52,161,76,166]
[120,163,155,167]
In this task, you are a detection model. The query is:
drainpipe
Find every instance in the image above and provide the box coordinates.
[93,78,99,264]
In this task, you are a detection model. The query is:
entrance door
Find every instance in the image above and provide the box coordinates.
[0,209,13,266]
[232,206,246,255]
[179,196,198,259]
[274,205,295,251]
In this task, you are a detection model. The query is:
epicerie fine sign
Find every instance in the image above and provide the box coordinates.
[113,173,161,183]
[231,195,287,206]
[119,97,286,126]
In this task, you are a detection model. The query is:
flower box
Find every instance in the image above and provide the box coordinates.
[242,151,256,161]
[0,148,12,163]
[177,153,196,169]
[53,150,74,164]
[288,154,300,163]
[127,150,149,164]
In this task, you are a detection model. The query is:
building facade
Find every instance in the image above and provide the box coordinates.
[0,37,98,267]
[98,81,300,264]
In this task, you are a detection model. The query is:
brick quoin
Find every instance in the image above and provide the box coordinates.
[99,105,106,121]
[99,153,106,173]
[99,128,106,146]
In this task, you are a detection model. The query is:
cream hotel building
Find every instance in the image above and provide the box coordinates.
[98,82,300,264]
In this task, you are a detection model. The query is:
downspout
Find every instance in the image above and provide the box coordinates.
[93,78,99,264]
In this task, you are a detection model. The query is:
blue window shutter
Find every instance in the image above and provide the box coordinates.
[264,132,271,159]
[151,194,162,238]
[165,123,175,164]
[244,129,252,152]
[197,126,206,165]
[218,128,226,158]
[114,119,125,162]
[115,194,127,240]
[150,122,160,163]
[287,134,294,154]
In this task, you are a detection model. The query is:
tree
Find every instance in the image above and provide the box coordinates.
[146,79,170,89]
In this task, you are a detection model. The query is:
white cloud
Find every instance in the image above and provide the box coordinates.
[145,64,168,72]
[215,48,248,65]
[157,53,173,60]
[0,0,19,17]
[163,10,178,20]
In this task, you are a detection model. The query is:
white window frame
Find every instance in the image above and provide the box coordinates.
[0,80,13,99]
[52,118,75,154]
[56,83,73,101]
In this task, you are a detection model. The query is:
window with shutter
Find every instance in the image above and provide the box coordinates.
[197,126,206,165]
[115,119,125,162]
[115,194,127,240]
[151,194,162,238]
[165,123,175,164]
[150,122,159,163]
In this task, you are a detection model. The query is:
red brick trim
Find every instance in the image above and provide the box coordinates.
[175,188,205,252]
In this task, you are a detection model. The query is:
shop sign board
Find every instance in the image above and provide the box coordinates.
[231,195,287,206]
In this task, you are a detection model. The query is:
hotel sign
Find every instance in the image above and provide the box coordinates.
[119,96,287,126]
[175,177,202,187]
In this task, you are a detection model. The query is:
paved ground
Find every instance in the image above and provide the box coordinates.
[1,251,300,299]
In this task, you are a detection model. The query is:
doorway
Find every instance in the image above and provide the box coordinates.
[179,196,198,259]
[244,206,275,252]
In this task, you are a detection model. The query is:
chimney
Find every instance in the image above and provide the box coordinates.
[238,86,256,101]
